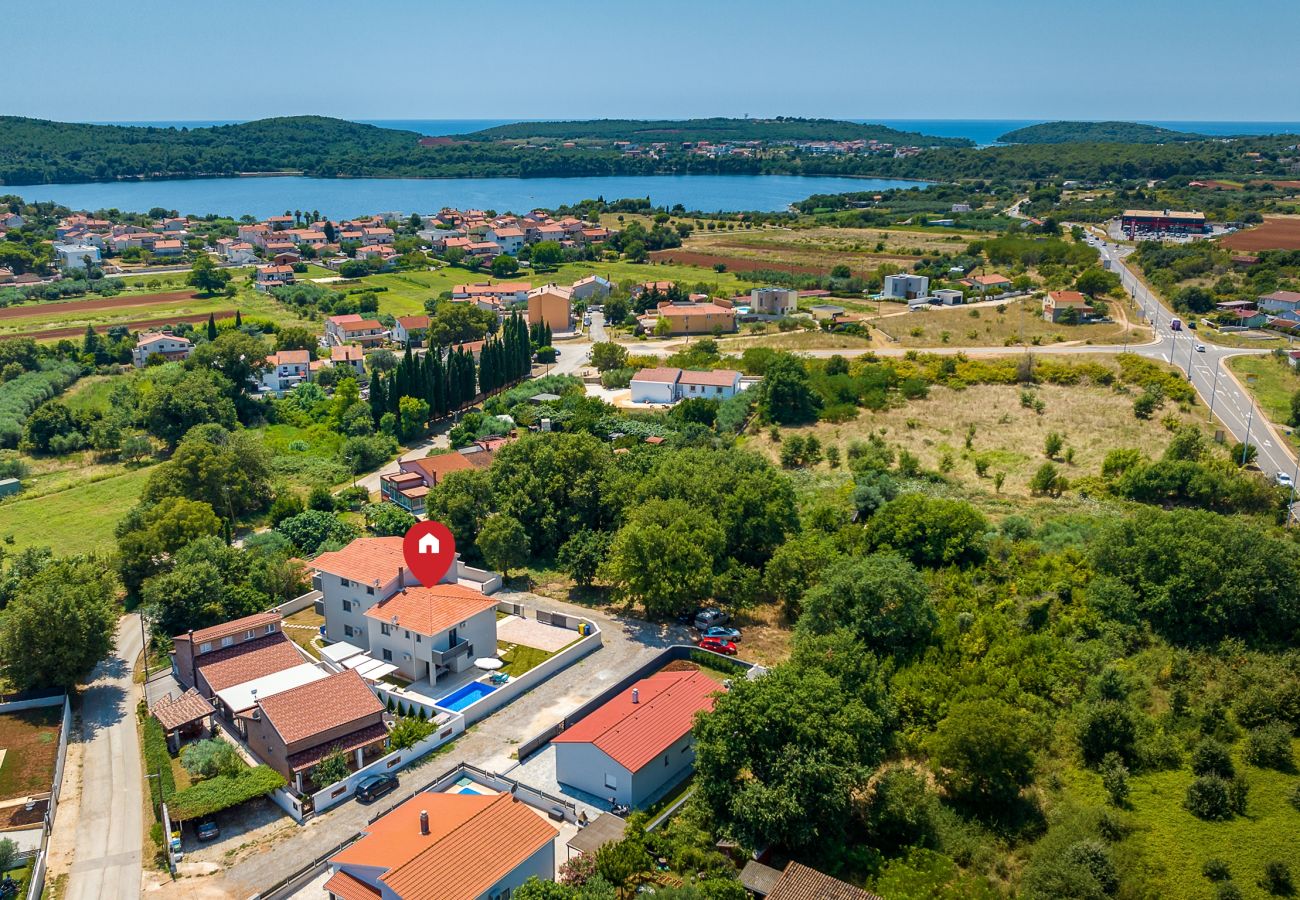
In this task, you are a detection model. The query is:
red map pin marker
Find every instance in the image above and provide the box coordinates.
[402,521,457,587]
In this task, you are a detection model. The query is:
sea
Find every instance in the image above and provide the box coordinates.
[13,118,1295,219]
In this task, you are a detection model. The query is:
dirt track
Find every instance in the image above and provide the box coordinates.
[1221,217,1300,251]
[2,310,234,341]
[649,248,830,275]
[0,290,200,321]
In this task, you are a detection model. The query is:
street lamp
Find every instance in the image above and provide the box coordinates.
[1207,360,1222,423]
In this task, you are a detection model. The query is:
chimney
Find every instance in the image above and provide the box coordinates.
[632,688,640,704]
[420,810,429,836]
[398,566,405,590]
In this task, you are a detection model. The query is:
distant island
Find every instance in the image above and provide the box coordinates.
[461,117,973,147]
[997,121,1211,144]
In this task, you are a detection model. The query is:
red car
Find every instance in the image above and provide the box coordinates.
[697,637,738,656]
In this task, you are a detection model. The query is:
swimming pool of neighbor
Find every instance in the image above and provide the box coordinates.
[437,680,498,712]
[447,776,495,796]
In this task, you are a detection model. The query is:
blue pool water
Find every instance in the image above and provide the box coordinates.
[437,681,498,712]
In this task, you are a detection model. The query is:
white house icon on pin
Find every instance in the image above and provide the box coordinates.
[418,533,440,554]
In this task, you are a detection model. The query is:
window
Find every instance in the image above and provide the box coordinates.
[244,630,255,641]
[415,635,421,643]
[342,599,353,613]
[405,630,411,639]
[343,624,355,638]
[605,774,618,790]
[382,649,393,662]
[340,577,351,587]
[264,624,275,635]
[380,623,391,636]
[220,636,233,648]
[665,754,670,766]
[199,642,212,654]
[366,585,374,596]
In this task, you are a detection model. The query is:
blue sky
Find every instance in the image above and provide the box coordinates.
[7,0,1298,122]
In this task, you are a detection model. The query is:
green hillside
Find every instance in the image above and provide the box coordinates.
[998,121,1211,144]
[464,117,973,147]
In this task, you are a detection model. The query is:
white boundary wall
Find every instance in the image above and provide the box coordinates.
[310,715,465,814]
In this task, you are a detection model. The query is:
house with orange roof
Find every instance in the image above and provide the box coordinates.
[238,668,387,790]
[527,284,573,332]
[392,314,430,347]
[310,537,501,684]
[255,263,295,291]
[324,790,558,900]
[485,224,525,255]
[554,669,720,808]
[326,314,387,347]
[380,452,476,515]
[260,349,311,394]
[170,611,296,693]
[1043,290,1095,323]
[650,301,736,336]
[962,272,1013,294]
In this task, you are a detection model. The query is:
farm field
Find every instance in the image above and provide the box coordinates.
[743,369,1215,501]
[1220,216,1300,251]
[0,462,153,554]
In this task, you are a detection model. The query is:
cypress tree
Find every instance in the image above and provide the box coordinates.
[235,309,243,328]
[369,373,387,424]
[206,313,217,341]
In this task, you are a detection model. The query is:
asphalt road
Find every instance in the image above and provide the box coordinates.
[62,615,144,900]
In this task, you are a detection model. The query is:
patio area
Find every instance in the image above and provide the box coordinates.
[496,615,578,652]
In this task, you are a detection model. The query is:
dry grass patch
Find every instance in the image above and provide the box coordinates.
[883,298,1146,348]
[0,706,63,801]
[746,378,1212,498]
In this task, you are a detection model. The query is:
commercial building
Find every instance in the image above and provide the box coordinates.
[1120,209,1207,237]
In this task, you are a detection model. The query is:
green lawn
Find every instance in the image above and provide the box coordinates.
[335,259,749,318]
[496,641,558,677]
[1227,355,1300,427]
[63,375,120,415]
[0,464,151,554]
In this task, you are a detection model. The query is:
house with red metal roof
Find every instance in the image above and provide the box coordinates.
[553,669,719,808]
[324,790,557,900]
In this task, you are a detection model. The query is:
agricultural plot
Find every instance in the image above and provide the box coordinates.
[1221,216,1300,251]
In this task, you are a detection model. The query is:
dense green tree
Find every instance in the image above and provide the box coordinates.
[926,699,1034,811]
[557,528,613,587]
[797,553,936,660]
[476,513,530,578]
[363,502,416,536]
[136,366,237,447]
[275,510,359,555]
[116,497,224,598]
[0,556,117,691]
[142,424,271,519]
[866,494,988,568]
[600,499,723,618]
[187,254,232,295]
[753,354,819,425]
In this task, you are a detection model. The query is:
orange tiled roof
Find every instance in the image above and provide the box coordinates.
[362,584,496,637]
[151,688,214,732]
[196,634,304,693]
[311,537,406,587]
[331,792,557,900]
[175,612,281,647]
[256,669,383,746]
[322,870,380,900]
[766,862,882,900]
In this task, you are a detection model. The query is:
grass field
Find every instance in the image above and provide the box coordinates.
[1228,354,1300,431]
[0,462,152,554]
[882,298,1146,349]
[343,259,748,317]
[1060,740,1300,899]
[0,706,63,801]
[62,375,120,415]
[743,371,1215,501]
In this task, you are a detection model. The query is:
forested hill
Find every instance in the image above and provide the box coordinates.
[0,116,424,184]
[998,121,1211,144]
[463,117,973,147]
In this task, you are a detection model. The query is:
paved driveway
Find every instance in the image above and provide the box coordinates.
[210,593,682,897]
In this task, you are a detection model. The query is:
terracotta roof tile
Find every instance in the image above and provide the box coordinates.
[176,612,282,648]
[331,792,557,900]
[631,367,682,384]
[362,584,496,637]
[151,689,214,732]
[257,669,384,746]
[197,634,305,694]
[322,870,380,900]
[766,862,882,900]
[553,670,718,772]
[312,537,406,586]
[678,369,740,387]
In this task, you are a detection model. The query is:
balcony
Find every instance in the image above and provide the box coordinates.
[430,638,471,667]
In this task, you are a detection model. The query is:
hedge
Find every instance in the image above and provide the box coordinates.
[167,765,287,821]
[140,710,176,810]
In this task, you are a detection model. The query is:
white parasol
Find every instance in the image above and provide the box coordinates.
[474,657,504,671]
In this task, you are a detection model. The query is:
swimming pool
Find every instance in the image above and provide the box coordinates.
[437,680,498,712]
[448,776,495,796]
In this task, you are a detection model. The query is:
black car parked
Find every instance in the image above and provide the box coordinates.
[356,773,399,803]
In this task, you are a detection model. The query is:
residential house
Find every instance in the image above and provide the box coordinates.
[749,287,798,316]
[255,264,295,291]
[52,243,101,270]
[238,668,387,791]
[882,273,929,300]
[1043,290,1095,323]
[554,669,719,808]
[132,332,193,367]
[310,537,500,684]
[260,349,311,394]
[451,281,531,307]
[742,861,883,900]
[152,239,184,258]
[486,225,525,255]
[326,314,387,347]
[0,268,13,285]
[933,289,965,306]
[631,280,676,299]
[527,285,573,332]
[0,212,24,230]
[329,344,367,378]
[570,275,613,301]
[392,315,431,347]
[361,227,395,245]
[354,245,398,267]
[1259,290,1300,314]
[380,452,476,515]
[629,367,743,403]
[962,273,1012,294]
[808,303,846,321]
[171,612,296,695]
[324,791,558,900]
[651,301,735,335]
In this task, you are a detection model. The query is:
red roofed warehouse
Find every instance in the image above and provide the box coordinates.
[325,791,557,900]
[553,669,719,808]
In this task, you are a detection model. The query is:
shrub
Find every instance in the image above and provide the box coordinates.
[0,362,82,448]
[1185,774,1235,821]
[1243,723,1294,771]
[1204,859,1232,882]
[1261,861,1294,896]
[1191,739,1235,779]
[1101,753,1130,807]
[388,715,436,750]
[167,766,287,821]
[1216,882,1244,900]
[181,739,244,779]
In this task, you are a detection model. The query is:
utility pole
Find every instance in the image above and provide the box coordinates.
[1207,360,1222,423]
[1242,402,1256,466]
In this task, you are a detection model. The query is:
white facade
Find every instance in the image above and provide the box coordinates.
[629,373,679,404]
[630,368,743,404]
[933,289,965,306]
[883,273,930,300]
[53,243,101,270]
[571,275,613,301]
[131,334,193,367]
[555,729,698,809]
